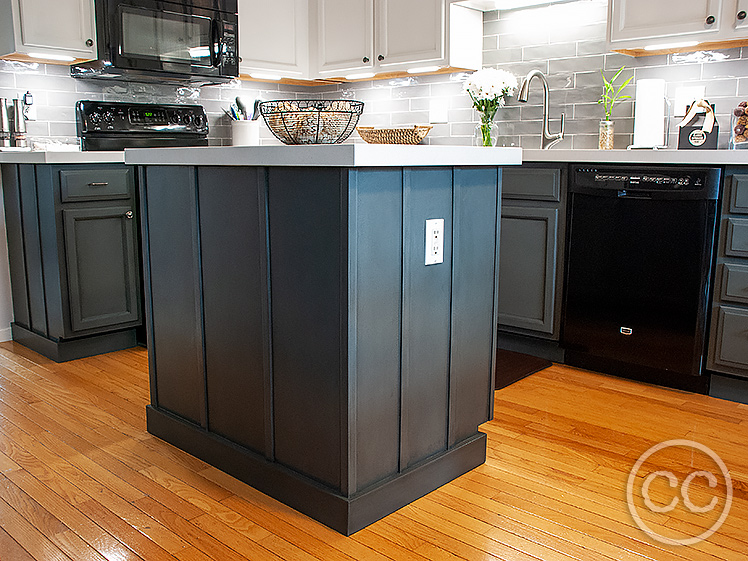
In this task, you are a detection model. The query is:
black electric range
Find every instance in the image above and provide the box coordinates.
[76,100,209,151]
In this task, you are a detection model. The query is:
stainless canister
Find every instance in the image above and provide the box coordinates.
[11,98,27,148]
[0,99,10,147]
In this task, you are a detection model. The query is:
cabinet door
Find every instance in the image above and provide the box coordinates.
[62,205,140,333]
[498,206,558,335]
[16,0,95,57]
[377,0,445,67]
[609,0,721,44]
[316,0,374,75]
[238,0,308,77]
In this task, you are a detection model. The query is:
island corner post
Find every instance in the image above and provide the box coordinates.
[138,163,502,535]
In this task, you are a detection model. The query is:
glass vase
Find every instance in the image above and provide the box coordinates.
[599,120,614,150]
[474,119,499,147]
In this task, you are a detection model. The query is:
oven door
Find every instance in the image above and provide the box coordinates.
[105,0,237,78]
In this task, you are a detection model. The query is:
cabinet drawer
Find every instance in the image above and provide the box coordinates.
[729,174,748,214]
[502,168,561,202]
[59,168,133,202]
[720,262,748,305]
[726,217,748,258]
[711,306,748,371]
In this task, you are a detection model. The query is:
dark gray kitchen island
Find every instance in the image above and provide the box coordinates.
[126,144,521,534]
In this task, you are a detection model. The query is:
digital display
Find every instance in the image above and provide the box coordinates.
[128,108,168,125]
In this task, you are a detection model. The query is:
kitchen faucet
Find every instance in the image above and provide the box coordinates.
[517,69,564,149]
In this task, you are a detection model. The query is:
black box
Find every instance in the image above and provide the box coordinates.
[678,104,718,150]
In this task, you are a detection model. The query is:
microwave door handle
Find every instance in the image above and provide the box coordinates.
[210,19,223,68]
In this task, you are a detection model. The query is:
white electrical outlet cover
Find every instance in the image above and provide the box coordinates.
[425,218,444,265]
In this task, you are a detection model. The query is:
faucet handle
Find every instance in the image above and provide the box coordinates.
[558,112,565,138]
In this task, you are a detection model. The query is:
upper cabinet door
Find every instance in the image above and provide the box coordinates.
[734,0,748,32]
[238,0,308,77]
[376,0,445,67]
[608,0,722,44]
[15,0,95,57]
[316,0,374,75]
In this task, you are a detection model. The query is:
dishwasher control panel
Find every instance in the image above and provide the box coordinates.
[572,166,720,199]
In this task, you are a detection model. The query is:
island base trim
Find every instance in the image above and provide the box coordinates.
[10,322,138,362]
[146,404,487,535]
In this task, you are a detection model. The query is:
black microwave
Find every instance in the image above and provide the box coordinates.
[71,0,238,86]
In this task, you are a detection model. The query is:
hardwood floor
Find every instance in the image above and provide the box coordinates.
[0,341,746,560]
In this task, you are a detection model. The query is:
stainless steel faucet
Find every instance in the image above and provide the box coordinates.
[517,69,565,149]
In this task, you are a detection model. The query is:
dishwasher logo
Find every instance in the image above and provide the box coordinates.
[627,440,732,546]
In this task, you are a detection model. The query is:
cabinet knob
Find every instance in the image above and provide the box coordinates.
[738,10,747,19]
[362,56,369,63]
[85,38,93,47]
[377,54,385,61]
[706,15,716,24]
[125,211,134,219]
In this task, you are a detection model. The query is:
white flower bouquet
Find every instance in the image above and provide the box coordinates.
[463,68,518,146]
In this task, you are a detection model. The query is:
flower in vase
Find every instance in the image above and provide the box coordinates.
[463,68,518,146]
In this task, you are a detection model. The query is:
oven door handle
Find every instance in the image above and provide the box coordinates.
[210,19,224,68]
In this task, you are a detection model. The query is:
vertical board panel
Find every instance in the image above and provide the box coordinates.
[198,167,269,456]
[1,165,30,329]
[18,165,47,336]
[401,167,452,469]
[144,166,205,426]
[268,167,344,490]
[449,167,499,446]
[349,168,403,492]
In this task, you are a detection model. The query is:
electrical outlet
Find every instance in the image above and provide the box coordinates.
[425,218,444,265]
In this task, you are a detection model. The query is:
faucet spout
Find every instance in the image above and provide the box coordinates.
[517,70,565,149]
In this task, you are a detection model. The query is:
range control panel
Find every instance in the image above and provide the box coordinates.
[76,100,209,135]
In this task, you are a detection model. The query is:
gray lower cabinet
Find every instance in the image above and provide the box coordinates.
[1,163,141,361]
[708,170,748,379]
[497,164,566,340]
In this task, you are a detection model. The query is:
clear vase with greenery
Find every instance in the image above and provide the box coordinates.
[597,66,632,150]
[464,68,518,146]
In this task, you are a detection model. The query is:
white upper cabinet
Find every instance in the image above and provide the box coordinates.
[377,0,445,67]
[316,0,374,74]
[238,0,308,78]
[608,0,748,52]
[315,0,481,78]
[0,0,96,62]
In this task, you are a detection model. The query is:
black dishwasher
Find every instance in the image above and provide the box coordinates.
[561,166,720,394]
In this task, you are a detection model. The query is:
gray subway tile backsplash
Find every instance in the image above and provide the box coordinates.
[2,0,748,149]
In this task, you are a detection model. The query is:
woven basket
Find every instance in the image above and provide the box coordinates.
[356,125,432,145]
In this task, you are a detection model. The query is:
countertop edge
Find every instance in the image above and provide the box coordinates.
[522,148,748,165]
[0,151,125,164]
[123,144,523,167]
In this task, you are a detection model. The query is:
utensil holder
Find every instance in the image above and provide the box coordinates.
[231,120,260,146]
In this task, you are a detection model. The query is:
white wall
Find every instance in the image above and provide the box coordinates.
[0,181,15,341]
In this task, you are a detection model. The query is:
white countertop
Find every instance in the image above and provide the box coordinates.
[522,148,748,165]
[0,150,125,164]
[124,144,523,167]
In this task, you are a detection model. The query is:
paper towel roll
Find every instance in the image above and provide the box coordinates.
[633,79,667,148]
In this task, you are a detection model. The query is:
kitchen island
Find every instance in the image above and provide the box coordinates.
[125,144,520,535]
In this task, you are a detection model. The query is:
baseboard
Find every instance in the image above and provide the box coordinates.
[11,323,138,362]
[0,325,12,342]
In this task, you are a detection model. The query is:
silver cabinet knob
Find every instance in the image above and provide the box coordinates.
[125,210,134,219]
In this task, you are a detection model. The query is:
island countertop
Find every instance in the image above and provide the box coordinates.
[0,150,124,164]
[124,144,522,167]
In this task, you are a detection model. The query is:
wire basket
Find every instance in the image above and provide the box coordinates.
[259,100,364,145]
[356,125,432,144]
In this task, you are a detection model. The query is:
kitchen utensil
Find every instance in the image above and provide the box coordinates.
[235,96,247,119]
[356,125,432,144]
[0,98,10,147]
[259,99,364,144]
[11,98,27,148]
[251,99,260,120]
